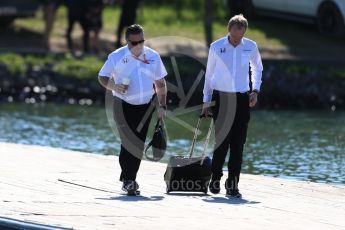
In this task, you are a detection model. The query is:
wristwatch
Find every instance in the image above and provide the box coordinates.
[160,105,167,110]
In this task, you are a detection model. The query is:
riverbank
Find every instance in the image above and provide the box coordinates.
[0,142,344,229]
[1,53,345,109]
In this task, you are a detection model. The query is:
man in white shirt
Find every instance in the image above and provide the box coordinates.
[202,14,263,198]
[98,24,167,195]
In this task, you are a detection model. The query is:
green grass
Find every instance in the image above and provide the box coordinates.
[0,53,103,79]
[12,5,344,49]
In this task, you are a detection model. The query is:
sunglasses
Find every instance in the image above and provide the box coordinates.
[128,39,145,46]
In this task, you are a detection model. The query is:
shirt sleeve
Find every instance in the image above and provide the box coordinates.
[98,54,116,78]
[203,45,216,103]
[155,55,168,80]
[250,44,263,91]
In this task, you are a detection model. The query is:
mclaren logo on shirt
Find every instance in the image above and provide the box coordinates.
[122,58,129,63]
[220,47,226,53]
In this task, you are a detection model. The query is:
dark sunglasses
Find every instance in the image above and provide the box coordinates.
[128,40,145,46]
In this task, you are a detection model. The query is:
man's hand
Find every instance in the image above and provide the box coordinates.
[249,92,258,107]
[114,84,127,95]
[201,103,211,117]
[99,76,127,94]
[157,107,166,120]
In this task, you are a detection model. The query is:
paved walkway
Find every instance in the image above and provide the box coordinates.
[0,142,344,229]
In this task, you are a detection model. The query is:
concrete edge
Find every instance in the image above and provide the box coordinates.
[0,216,73,230]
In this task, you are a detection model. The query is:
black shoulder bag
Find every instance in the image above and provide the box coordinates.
[144,119,167,161]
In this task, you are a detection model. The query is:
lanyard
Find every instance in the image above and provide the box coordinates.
[132,54,150,64]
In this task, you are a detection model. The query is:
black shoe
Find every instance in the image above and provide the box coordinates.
[209,179,220,194]
[225,189,242,198]
[122,180,139,193]
[225,179,241,198]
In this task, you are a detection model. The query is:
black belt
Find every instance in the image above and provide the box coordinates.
[213,90,249,96]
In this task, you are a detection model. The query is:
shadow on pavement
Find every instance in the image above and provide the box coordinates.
[96,195,165,202]
[202,197,261,205]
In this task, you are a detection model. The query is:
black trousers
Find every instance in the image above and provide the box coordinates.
[113,96,155,182]
[211,90,250,191]
[66,14,89,52]
[116,0,141,47]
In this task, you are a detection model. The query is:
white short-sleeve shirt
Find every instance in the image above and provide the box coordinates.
[99,45,168,105]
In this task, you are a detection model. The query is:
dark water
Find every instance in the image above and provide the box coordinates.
[0,103,344,185]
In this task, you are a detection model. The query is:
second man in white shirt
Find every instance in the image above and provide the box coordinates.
[202,14,263,198]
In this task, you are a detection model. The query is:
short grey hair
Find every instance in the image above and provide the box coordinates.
[228,14,248,31]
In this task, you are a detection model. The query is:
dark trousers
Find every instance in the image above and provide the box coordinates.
[113,96,155,182]
[66,14,89,52]
[211,90,250,191]
[116,0,141,47]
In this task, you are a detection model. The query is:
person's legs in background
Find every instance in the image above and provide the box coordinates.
[90,30,100,54]
[88,7,103,54]
[115,15,127,48]
[80,16,90,53]
[42,1,59,49]
[66,0,90,54]
[66,13,76,53]
[115,0,141,48]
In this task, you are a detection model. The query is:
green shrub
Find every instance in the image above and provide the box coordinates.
[0,53,26,75]
[53,55,103,79]
[0,53,103,80]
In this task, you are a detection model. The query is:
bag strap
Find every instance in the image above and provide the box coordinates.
[144,140,155,161]
[144,119,162,161]
[188,114,213,161]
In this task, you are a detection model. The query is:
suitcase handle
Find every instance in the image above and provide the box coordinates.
[188,114,214,164]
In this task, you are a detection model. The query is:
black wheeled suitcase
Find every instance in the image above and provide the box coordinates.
[164,115,213,194]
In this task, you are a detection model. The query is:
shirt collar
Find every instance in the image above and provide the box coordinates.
[223,36,229,45]
[124,45,131,56]
[124,45,147,57]
[223,35,244,47]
